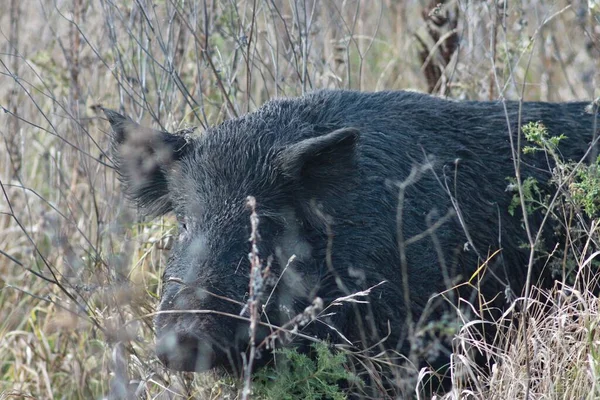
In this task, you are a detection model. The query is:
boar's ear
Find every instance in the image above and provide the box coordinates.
[277,127,359,194]
[103,108,189,217]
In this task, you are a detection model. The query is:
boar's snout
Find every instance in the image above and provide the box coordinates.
[155,330,217,372]
[154,284,248,373]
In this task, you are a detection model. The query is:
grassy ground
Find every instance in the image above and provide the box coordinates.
[0,0,599,398]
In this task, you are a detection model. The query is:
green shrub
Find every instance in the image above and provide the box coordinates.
[253,342,360,400]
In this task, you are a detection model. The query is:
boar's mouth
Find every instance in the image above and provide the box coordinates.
[155,331,215,372]
[155,329,239,373]
[153,310,272,374]
[155,323,275,374]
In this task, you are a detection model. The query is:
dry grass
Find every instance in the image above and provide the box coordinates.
[442,278,600,400]
[0,0,599,399]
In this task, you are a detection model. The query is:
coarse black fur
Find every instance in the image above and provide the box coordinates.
[105,90,597,395]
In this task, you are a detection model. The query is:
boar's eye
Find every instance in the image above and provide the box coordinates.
[175,213,188,233]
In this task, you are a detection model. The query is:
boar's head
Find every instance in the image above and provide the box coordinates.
[104,108,360,374]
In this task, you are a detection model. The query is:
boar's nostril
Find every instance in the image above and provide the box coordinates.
[155,332,215,372]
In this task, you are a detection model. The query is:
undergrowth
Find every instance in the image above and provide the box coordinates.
[253,343,360,400]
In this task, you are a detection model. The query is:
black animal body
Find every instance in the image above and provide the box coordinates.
[104,90,596,380]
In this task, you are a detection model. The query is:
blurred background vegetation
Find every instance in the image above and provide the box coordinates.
[0,0,599,398]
